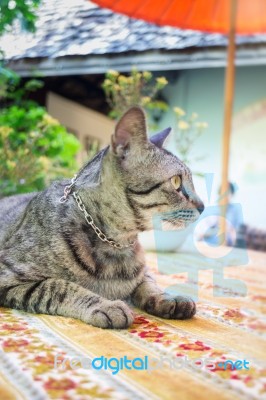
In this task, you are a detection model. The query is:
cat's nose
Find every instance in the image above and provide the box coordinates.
[191,197,205,214]
[196,202,205,215]
[189,190,205,215]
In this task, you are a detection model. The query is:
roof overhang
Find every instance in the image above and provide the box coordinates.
[5,46,266,77]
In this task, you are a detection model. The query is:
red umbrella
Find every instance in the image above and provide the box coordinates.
[93,0,266,233]
[93,0,266,34]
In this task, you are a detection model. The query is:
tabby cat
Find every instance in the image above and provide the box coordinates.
[0,107,204,329]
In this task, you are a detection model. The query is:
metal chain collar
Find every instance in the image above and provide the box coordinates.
[59,174,78,204]
[59,175,136,250]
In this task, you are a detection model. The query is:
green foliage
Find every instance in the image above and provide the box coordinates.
[0,66,19,99]
[0,77,81,197]
[0,0,40,35]
[172,107,208,175]
[102,68,168,121]
[0,0,81,197]
[0,0,41,97]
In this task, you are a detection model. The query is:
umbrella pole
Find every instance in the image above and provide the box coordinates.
[220,0,238,240]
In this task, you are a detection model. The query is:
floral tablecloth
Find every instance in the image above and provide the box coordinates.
[0,245,266,400]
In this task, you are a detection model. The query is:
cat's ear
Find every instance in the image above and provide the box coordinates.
[78,147,109,187]
[111,106,147,156]
[150,127,171,148]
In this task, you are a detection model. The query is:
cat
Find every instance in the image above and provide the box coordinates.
[0,106,204,329]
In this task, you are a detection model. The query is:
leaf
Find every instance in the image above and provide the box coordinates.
[24,79,44,92]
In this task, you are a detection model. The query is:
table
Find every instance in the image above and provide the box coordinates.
[0,246,265,399]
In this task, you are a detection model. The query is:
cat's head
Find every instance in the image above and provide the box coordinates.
[109,106,204,231]
[78,106,204,233]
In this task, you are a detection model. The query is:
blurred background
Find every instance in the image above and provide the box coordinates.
[0,0,266,251]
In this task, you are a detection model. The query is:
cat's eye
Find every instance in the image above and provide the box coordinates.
[171,175,181,190]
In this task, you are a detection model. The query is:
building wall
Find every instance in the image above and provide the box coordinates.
[47,92,114,165]
[161,65,266,228]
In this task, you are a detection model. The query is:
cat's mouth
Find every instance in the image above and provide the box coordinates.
[159,209,200,231]
[161,219,192,231]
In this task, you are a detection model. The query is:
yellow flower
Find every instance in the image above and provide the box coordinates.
[39,156,50,170]
[0,126,12,139]
[141,96,151,105]
[107,70,119,77]
[42,114,58,126]
[156,77,168,88]
[143,71,152,80]
[103,79,112,86]
[6,160,16,170]
[178,120,189,130]
[173,107,186,117]
[195,122,208,129]
[118,75,128,84]
[191,112,198,120]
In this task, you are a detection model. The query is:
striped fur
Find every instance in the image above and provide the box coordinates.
[0,107,204,328]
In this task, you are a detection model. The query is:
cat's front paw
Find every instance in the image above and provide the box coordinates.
[145,294,196,320]
[89,300,134,329]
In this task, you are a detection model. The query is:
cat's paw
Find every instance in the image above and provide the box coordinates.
[89,300,134,329]
[145,294,196,320]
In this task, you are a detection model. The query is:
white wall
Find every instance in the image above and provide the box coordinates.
[160,65,266,229]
